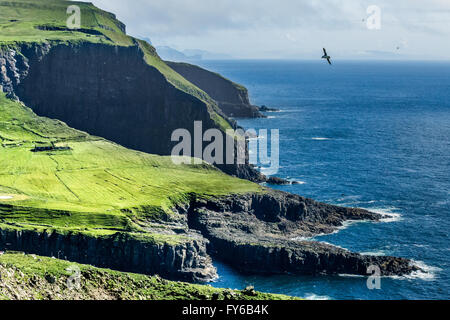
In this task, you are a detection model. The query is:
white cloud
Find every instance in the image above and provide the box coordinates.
[88,0,450,59]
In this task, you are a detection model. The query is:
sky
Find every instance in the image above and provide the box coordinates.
[88,0,450,60]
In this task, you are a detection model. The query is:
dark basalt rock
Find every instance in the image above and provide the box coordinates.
[0,226,216,282]
[0,43,420,280]
[0,42,263,182]
[266,176,291,185]
[0,189,420,281]
[31,145,71,152]
[201,237,417,276]
[35,25,105,37]
[259,105,280,112]
[186,190,420,277]
[216,102,265,119]
[165,61,265,119]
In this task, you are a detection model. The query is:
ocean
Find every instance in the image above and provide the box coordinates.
[196,60,450,300]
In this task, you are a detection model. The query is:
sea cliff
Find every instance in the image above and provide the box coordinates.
[0,0,420,291]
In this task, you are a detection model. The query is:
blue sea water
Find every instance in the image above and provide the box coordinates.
[197,60,450,300]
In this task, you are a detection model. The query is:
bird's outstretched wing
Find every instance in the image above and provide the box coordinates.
[323,48,327,56]
[327,58,332,65]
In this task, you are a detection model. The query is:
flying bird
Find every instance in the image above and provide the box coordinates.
[322,48,332,65]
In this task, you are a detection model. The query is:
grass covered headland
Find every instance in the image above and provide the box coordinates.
[0,0,231,131]
[0,0,262,241]
[1,0,415,300]
[0,0,277,298]
[0,93,260,237]
[0,252,297,300]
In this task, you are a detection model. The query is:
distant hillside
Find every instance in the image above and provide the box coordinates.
[156,46,232,62]
[166,61,264,118]
[156,46,199,61]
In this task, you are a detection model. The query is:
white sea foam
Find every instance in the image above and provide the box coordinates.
[311,137,330,141]
[379,213,402,223]
[304,294,331,300]
[291,236,312,241]
[335,195,362,203]
[390,260,442,281]
[275,109,294,113]
[315,241,350,251]
[358,200,378,204]
[366,207,403,223]
[332,219,371,233]
[360,250,386,256]
[337,199,380,207]
[291,231,337,242]
[338,274,365,278]
[339,261,440,281]
[412,244,429,248]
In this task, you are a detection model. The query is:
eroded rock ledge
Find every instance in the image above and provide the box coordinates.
[0,190,419,282]
[184,190,419,277]
[0,225,215,282]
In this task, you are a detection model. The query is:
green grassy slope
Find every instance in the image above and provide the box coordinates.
[0,252,298,300]
[0,0,249,237]
[0,0,231,130]
[0,0,131,44]
[0,0,272,300]
[0,93,261,238]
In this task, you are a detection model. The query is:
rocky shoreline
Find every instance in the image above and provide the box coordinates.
[185,191,419,277]
[0,2,421,285]
[0,224,216,282]
[0,252,297,300]
[0,189,420,282]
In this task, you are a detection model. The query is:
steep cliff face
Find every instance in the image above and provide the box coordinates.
[0,42,419,279]
[0,41,264,181]
[166,61,264,118]
[0,225,216,282]
[0,73,262,284]
[14,42,216,156]
[0,188,420,280]
[0,252,297,300]
[0,0,420,283]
